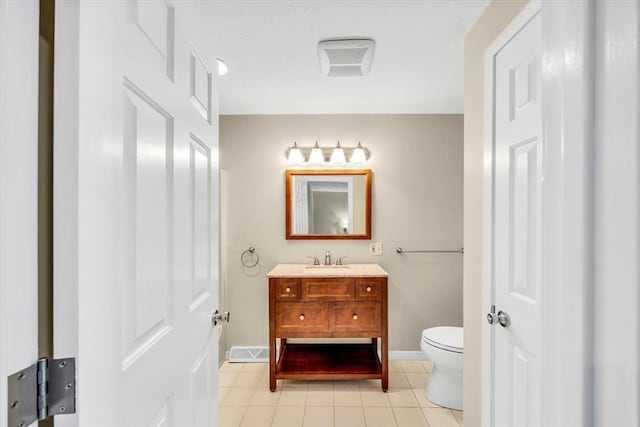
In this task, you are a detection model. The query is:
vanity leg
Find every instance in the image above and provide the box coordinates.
[381,279,389,392]
[269,278,277,392]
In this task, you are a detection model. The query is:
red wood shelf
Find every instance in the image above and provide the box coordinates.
[277,343,381,379]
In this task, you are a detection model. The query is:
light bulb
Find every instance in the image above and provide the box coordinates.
[308,142,325,164]
[350,142,367,164]
[287,142,304,164]
[330,142,346,164]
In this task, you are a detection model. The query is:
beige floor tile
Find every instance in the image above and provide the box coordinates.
[240,406,276,427]
[389,360,404,372]
[222,387,255,406]
[219,387,231,404]
[241,362,268,372]
[359,379,383,389]
[393,407,429,427]
[218,405,247,427]
[303,406,334,427]
[278,390,307,406]
[401,361,427,373]
[387,389,418,408]
[334,390,362,407]
[405,372,428,389]
[389,372,410,389]
[306,390,334,406]
[360,389,390,407]
[363,407,398,427]
[220,362,245,373]
[422,408,460,427]
[271,406,305,427]
[232,372,261,388]
[307,381,334,391]
[250,388,280,406]
[412,388,440,408]
[421,361,434,373]
[334,380,360,391]
[282,380,309,390]
[335,407,365,427]
[451,409,463,425]
[220,372,238,388]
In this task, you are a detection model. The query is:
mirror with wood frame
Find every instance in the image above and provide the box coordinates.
[285,169,372,240]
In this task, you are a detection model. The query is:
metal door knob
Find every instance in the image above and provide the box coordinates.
[497,310,510,327]
[212,310,230,326]
[487,312,498,325]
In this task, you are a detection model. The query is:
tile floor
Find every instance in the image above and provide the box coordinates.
[218,360,463,427]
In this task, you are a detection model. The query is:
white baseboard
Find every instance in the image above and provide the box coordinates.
[389,351,427,361]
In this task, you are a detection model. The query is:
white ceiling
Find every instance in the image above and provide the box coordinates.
[206,1,489,115]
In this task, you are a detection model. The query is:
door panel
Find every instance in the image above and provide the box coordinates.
[0,1,39,425]
[54,1,219,425]
[491,10,542,427]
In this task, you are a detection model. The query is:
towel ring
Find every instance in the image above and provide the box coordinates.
[240,247,259,267]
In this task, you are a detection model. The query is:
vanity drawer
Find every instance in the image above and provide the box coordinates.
[274,278,300,301]
[302,278,354,301]
[355,278,384,301]
[330,302,381,333]
[276,303,329,335]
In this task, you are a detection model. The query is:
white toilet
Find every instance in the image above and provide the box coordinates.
[420,326,463,410]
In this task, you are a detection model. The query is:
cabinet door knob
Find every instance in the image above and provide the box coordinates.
[365,286,372,292]
[352,314,358,320]
[299,314,305,321]
[285,287,292,293]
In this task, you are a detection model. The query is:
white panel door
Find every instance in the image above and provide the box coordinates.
[490,10,542,427]
[0,1,39,426]
[54,1,219,426]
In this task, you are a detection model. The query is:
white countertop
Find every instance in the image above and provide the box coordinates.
[266,263,388,278]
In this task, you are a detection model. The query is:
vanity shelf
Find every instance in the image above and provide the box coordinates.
[267,264,389,392]
[277,343,382,379]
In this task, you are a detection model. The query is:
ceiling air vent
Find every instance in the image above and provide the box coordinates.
[318,39,375,77]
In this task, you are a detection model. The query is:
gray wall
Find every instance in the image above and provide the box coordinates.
[220,114,463,352]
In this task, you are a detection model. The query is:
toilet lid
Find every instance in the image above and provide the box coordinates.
[422,327,463,353]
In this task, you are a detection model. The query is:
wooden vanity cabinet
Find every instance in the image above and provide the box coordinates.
[268,274,388,392]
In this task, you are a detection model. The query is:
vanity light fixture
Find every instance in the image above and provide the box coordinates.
[350,142,367,164]
[287,142,305,163]
[330,141,346,164]
[285,141,368,166]
[308,142,325,164]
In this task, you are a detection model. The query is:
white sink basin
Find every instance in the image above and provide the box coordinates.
[304,265,352,274]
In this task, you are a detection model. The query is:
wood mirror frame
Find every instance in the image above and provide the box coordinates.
[285,169,372,240]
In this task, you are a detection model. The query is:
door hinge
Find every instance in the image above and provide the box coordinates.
[7,357,76,427]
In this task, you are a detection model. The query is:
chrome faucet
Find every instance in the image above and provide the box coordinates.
[324,251,332,266]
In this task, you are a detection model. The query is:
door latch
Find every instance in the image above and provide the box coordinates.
[212,310,230,326]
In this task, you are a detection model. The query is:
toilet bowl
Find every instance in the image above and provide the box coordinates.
[420,326,463,410]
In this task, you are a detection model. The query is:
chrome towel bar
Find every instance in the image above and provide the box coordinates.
[396,247,464,254]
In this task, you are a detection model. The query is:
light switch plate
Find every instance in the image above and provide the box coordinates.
[369,242,382,256]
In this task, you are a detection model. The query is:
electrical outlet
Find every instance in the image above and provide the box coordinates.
[369,242,382,256]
